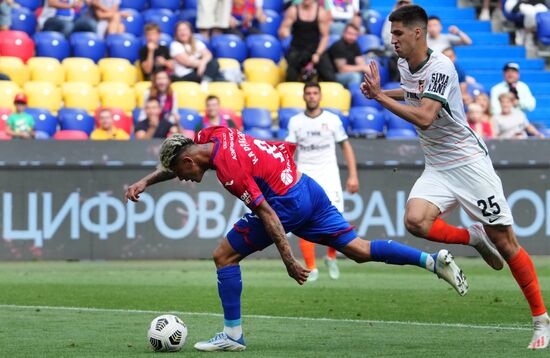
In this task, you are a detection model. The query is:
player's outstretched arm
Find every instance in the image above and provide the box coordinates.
[124,169,176,203]
[253,200,310,285]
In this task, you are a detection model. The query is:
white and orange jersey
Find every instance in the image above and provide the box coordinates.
[398,49,488,170]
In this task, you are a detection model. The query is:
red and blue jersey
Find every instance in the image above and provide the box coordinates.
[195,126,298,210]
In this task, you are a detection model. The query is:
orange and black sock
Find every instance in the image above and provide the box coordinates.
[426,218,470,245]
[299,238,317,270]
[507,247,547,316]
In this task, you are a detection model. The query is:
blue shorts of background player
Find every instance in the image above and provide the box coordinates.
[227,174,357,257]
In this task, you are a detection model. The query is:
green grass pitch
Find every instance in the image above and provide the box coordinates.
[1,257,549,357]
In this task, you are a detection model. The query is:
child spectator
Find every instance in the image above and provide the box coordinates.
[90,108,130,140]
[139,23,173,81]
[467,103,493,139]
[5,93,34,139]
[492,92,544,139]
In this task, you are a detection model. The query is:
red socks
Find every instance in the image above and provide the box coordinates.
[507,248,547,316]
[299,239,337,270]
[426,218,470,245]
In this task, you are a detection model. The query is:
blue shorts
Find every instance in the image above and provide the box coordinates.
[227,174,358,257]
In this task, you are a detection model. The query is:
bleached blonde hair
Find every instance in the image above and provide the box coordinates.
[158,134,195,171]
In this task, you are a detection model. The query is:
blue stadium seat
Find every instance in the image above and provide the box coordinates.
[468,32,508,45]
[144,9,177,36]
[178,9,197,29]
[324,108,349,132]
[34,130,51,140]
[328,34,340,48]
[349,83,383,110]
[184,0,197,9]
[262,0,283,12]
[471,70,550,87]
[58,108,95,135]
[178,108,202,130]
[385,128,417,139]
[139,32,173,47]
[194,33,210,50]
[459,58,545,71]
[121,8,145,37]
[70,32,106,63]
[274,128,288,139]
[382,82,401,90]
[246,34,281,63]
[386,110,415,131]
[280,35,292,54]
[106,33,141,63]
[132,108,141,124]
[151,0,182,10]
[366,57,389,85]
[278,108,302,129]
[349,107,384,137]
[537,12,550,45]
[120,0,147,11]
[466,82,486,97]
[25,108,58,137]
[455,46,525,58]
[211,34,247,62]
[441,20,491,32]
[10,7,36,36]
[33,31,70,61]
[364,10,383,37]
[242,108,272,130]
[244,128,273,140]
[14,0,41,11]
[357,34,382,53]
[258,10,282,37]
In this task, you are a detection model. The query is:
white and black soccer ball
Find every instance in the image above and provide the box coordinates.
[147,314,188,352]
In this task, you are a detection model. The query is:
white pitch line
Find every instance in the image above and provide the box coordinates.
[0,304,531,331]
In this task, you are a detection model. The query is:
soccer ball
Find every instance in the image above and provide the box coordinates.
[147,314,188,352]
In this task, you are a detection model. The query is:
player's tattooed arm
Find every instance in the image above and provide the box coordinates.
[254,201,310,285]
[124,169,176,203]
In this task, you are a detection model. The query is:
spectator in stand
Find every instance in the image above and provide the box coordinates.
[475,93,492,123]
[135,98,178,139]
[478,0,491,20]
[5,94,34,139]
[279,0,334,82]
[442,47,469,96]
[330,0,361,35]
[0,0,14,31]
[196,95,237,131]
[75,0,128,37]
[328,23,371,87]
[427,16,472,53]
[40,0,95,37]
[139,23,173,81]
[490,62,536,115]
[229,0,264,37]
[139,70,179,123]
[170,21,221,83]
[197,0,230,39]
[493,93,544,139]
[467,103,493,139]
[90,108,130,140]
[382,0,412,50]
[504,0,547,46]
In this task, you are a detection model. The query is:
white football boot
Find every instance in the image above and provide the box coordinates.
[434,249,469,296]
[307,268,319,282]
[528,313,550,349]
[325,257,340,280]
[194,332,246,352]
[468,223,504,270]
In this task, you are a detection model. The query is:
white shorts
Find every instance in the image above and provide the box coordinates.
[408,156,514,226]
[196,0,231,29]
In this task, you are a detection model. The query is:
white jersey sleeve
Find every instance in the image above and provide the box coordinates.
[421,59,455,106]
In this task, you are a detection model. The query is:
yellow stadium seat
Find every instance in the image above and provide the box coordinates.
[171,81,206,113]
[98,82,136,113]
[98,58,137,86]
[62,82,100,113]
[319,82,351,114]
[277,82,305,108]
[0,56,29,87]
[207,82,244,113]
[0,81,21,110]
[218,58,241,70]
[62,57,100,86]
[24,81,62,114]
[27,57,64,86]
[241,82,279,113]
[134,81,151,108]
[278,58,287,83]
[135,60,144,82]
[243,58,279,87]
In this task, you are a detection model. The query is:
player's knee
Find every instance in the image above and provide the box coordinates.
[404,214,428,237]
[212,246,230,268]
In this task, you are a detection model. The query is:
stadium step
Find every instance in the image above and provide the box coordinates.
[374,7,475,20]
[455,45,526,58]
[472,70,550,87]
[468,32,509,45]
[458,58,545,71]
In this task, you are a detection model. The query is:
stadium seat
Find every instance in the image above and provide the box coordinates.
[62,82,100,114]
[324,108,349,131]
[121,8,145,37]
[258,10,282,37]
[277,107,301,129]
[151,0,182,10]
[274,127,288,139]
[34,130,50,140]
[220,108,243,129]
[69,32,106,63]
[320,83,351,114]
[262,0,283,12]
[466,82,486,97]
[280,35,292,54]
[0,131,12,140]
[537,12,550,45]
[357,34,382,54]
[140,32,173,48]
[25,108,58,136]
[242,108,272,130]
[211,34,247,62]
[98,58,137,86]
[184,0,197,9]
[178,108,203,130]
[217,58,241,70]
[53,129,89,140]
[207,82,245,113]
[134,81,152,107]
[244,127,273,140]
[23,81,62,114]
[385,110,415,131]
[62,57,101,86]
[243,58,280,87]
[98,83,136,113]
[0,30,34,62]
[349,83,382,110]
[10,7,36,35]
[120,0,147,11]
[58,108,95,135]
[33,31,70,61]
[383,81,401,90]
[15,0,41,11]
[27,57,64,86]
[172,81,206,112]
[178,9,197,29]
[194,32,210,50]
[241,82,279,113]
[0,108,12,131]
[0,81,21,110]
[0,56,29,87]
[143,9,177,36]
[349,107,384,137]
[277,82,306,108]
[365,10,384,37]
[106,33,141,63]
[385,128,417,139]
[96,107,133,135]
[246,34,282,63]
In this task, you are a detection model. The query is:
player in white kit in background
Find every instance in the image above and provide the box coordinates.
[360,4,550,349]
[286,82,359,282]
